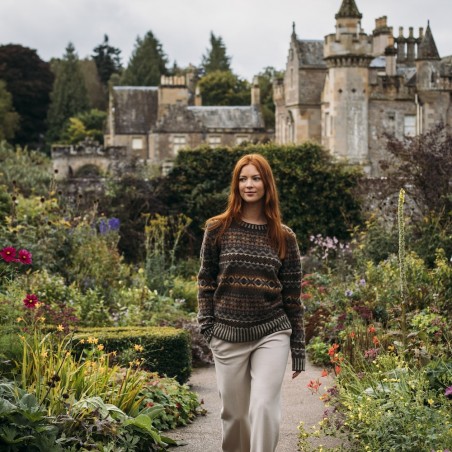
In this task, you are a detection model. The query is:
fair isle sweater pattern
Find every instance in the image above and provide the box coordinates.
[197,219,306,371]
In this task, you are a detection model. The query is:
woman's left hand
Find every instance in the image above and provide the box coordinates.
[292,371,301,379]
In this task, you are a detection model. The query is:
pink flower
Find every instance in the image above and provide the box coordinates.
[445,386,452,397]
[0,246,17,263]
[23,294,39,309]
[17,249,32,265]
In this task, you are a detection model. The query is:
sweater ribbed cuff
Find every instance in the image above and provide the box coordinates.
[292,357,305,372]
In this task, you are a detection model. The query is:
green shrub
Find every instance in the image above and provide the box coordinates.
[171,276,198,312]
[75,326,192,383]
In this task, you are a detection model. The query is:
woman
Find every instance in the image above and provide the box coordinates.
[197,153,305,452]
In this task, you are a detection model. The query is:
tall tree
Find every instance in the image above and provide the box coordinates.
[257,66,284,130]
[201,32,231,74]
[121,31,168,86]
[92,34,122,86]
[46,43,89,143]
[198,70,250,106]
[0,80,20,141]
[0,44,54,148]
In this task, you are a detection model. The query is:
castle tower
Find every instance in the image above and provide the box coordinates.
[322,0,373,168]
[415,22,447,132]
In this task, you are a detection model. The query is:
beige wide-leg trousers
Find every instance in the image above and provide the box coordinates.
[210,329,291,452]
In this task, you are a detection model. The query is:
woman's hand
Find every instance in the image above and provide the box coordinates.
[292,371,301,379]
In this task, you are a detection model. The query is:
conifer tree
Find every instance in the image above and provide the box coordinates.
[92,34,122,86]
[201,32,231,74]
[47,43,89,142]
[121,31,168,86]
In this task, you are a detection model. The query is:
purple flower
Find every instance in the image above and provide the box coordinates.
[345,289,353,297]
[108,217,120,231]
[359,278,366,286]
[98,219,108,235]
[445,386,452,397]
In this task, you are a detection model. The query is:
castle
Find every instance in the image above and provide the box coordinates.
[274,0,452,176]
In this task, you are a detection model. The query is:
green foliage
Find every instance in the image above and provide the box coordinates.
[74,326,192,383]
[198,70,250,106]
[78,59,106,110]
[47,43,89,143]
[121,31,169,86]
[306,336,330,366]
[165,144,362,252]
[61,109,107,144]
[257,66,283,130]
[92,34,122,86]
[0,44,54,148]
[201,32,231,74]
[0,143,52,197]
[0,80,20,141]
[330,354,452,451]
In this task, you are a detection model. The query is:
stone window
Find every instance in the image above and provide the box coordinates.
[208,136,222,148]
[132,137,143,150]
[173,135,187,154]
[236,135,249,145]
[403,115,416,137]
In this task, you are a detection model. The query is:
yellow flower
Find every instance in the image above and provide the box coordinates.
[41,351,48,358]
[428,399,434,406]
[87,337,98,344]
[134,344,144,352]
[79,339,85,344]
[97,344,104,351]
[57,324,64,332]
[38,316,46,323]
[111,351,117,357]
[16,317,23,323]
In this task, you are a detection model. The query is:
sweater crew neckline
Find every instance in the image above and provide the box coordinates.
[236,219,268,231]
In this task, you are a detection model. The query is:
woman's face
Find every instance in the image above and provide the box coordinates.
[238,164,265,205]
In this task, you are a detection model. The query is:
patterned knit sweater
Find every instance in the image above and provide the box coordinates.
[197,219,306,371]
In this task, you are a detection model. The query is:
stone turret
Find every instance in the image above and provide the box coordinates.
[322,0,372,168]
[251,76,261,106]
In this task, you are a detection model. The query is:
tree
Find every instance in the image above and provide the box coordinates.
[0,80,20,141]
[61,109,107,144]
[257,67,284,130]
[0,44,54,148]
[46,43,89,143]
[201,32,231,74]
[198,70,250,106]
[79,58,106,110]
[92,34,122,86]
[121,31,168,86]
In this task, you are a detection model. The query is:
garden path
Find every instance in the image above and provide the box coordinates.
[169,358,343,451]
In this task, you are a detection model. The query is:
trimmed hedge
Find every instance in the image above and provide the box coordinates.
[74,326,192,383]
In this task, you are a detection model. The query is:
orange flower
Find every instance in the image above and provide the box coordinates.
[321,369,328,377]
[368,325,376,334]
[349,332,356,339]
[307,378,322,393]
[335,365,342,375]
[328,343,339,356]
[372,336,380,346]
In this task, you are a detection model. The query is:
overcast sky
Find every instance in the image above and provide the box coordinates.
[2,0,451,81]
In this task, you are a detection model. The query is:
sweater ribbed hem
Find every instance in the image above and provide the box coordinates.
[211,314,292,343]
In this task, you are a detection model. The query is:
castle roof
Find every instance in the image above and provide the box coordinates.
[110,87,159,134]
[417,23,440,60]
[296,39,326,67]
[335,0,362,19]
[188,106,265,130]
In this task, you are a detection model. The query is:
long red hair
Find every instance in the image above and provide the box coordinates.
[206,153,288,259]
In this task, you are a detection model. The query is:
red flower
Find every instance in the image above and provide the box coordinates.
[321,369,328,377]
[23,294,39,309]
[307,378,322,393]
[335,365,342,375]
[17,249,32,265]
[0,246,17,263]
[368,325,376,334]
[146,401,154,408]
[349,331,356,339]
[372,336,380,346]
